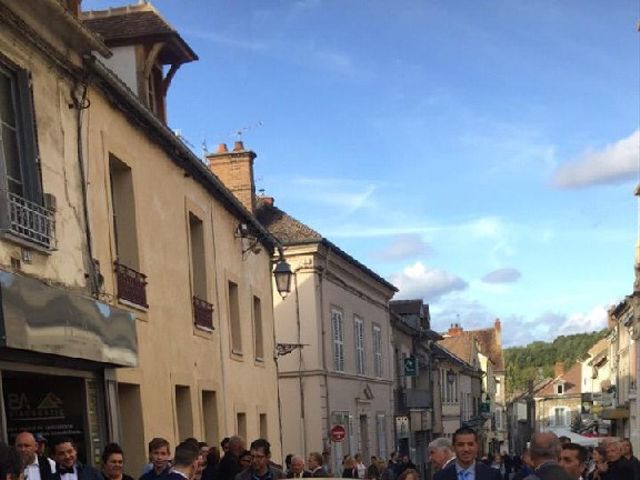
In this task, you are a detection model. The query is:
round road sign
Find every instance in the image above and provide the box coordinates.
[330,424,346,442]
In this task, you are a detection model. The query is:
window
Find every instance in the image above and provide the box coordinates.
[556,383,564,395]
[111,155,146,307]
[373,325,383,377]
[236,412,247,439]
[332,308,344,372]
[201,391,219,445]
[259,413,267,439]
[354,316,365,375]
[0,63,41,201]
[228,281,241,353]
[376,413,387,460]
[190,212,213,329]
[118,383,145,471]
[0,62,55,249]
[552,407,567,427]
[253,296,264,360]
[175,385,193,440]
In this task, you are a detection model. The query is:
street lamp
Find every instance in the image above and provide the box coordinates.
[273,257,292,298]
[447,369,456,384]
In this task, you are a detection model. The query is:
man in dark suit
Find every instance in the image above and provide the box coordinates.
[559,443,587,480]
[216,437,245,480]
[165,442,200,480]
[306,453,328,478]
[51,437,101,480]
[528,432,572,480]
[621,439,640,480]
[434,427,501,480]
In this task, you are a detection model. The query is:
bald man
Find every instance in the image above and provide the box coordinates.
[528,432,572,480]
[15,431,56,480]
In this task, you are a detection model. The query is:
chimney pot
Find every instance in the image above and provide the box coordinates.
[260,196,274,207]
[494,318,501,331]
[233,140,245,152]
[217,143,228,153]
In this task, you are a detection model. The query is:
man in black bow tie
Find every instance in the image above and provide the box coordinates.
[51,437,101,480]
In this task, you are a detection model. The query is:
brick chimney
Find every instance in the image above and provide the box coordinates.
[448,323,463,337]
[494,318,501,331]
[207,141,257,213]
[554,362,564,378]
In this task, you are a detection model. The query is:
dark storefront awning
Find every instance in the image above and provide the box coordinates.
[601,407,630,420]
[0,270,137,366]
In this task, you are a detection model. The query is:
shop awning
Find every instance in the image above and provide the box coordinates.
[0,270,137,366]
[601,407,630,420]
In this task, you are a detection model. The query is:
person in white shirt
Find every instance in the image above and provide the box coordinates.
[354,454,366,480]
[14,431,56,480]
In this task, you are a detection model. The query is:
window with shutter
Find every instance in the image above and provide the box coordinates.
[373,325,382,377]
[332,308,344,372]
[354,315,365,375]
[0,60,53,249]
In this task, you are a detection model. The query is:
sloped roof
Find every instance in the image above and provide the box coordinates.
[389,300,424,315]
[536,363,582,397]
[439,335,475,365]
[81,4,197,63]
[432,343,480,373]
[256,200,397,292]
[472,327,505,371]
[255,201,322,244]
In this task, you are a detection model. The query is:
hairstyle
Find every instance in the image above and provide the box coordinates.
[239,450,251,461]
[183,438,200,449]
[148,438,170,454]
[228,436,244,450]
[221,438,230,448]
[558,436,571,444]
[285,454,294,468]
[397,468,420,480]
[198,442,208,450]
[622,438,634,455]
[593,446,607,460]
[308,452,323,464]
[250,439,271,457]
[428,437,452,452]
[206,447,221,466]
[530,433,561,461]
[102,443,124,464]
[452,427,477,444]
[0,443,22,480]
[51,437,75,451]
[173,442,200,468]
[562,443,587,464]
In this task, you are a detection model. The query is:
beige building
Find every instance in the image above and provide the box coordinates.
[256,197,397,472]
[533,362,582,436]
[0,0,285,470]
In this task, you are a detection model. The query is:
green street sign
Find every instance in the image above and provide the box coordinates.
[404,356,417,377]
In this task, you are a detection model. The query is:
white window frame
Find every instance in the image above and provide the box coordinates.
[376,413,387,460]
[354,315,365,375]
[332,308,345,372]
[373,324,383,377]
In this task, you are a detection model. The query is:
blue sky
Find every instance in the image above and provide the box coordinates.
[85,0,640,346]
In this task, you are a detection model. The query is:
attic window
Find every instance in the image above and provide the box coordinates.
[556,383,564,395]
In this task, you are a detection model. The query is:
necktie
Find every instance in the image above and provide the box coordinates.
[59,467,74,475]
[457,471,469,480]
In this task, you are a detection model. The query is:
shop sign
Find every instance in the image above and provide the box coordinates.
[395,415,410,439]
[404,357,417,377]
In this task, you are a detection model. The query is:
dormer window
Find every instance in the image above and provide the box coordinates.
[556,383,564,395]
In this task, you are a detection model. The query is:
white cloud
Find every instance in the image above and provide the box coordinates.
[482,268,522,284]
[371,234,433,261]
[552,129,639,188]
[557,305,609,335]
[389,261,467,302]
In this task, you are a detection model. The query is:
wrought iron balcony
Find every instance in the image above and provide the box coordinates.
[6,192,55,249]
[114,261,148,308]
[193,296,214,330]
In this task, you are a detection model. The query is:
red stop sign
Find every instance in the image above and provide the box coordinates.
[330,424,346,442]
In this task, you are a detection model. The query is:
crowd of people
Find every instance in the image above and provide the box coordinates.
[1,428,639,480]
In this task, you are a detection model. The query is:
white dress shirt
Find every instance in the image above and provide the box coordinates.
[24,457,57,480]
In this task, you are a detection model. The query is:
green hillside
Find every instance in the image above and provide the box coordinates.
[505,329,609,394]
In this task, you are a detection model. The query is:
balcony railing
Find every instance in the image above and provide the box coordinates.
[7,192,55,249]
[193,296,214,330]
[114,261,148,308]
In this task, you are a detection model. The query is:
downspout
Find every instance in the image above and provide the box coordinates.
[294,268,308,455]
[318,244,331,467]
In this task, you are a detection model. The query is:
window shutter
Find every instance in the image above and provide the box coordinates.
[16,70,42,204]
